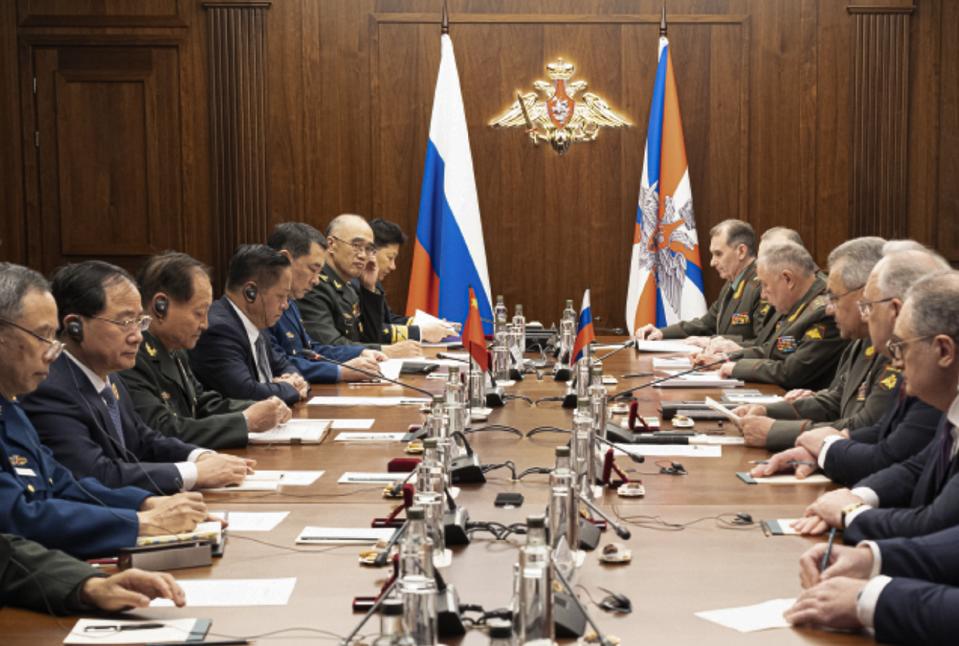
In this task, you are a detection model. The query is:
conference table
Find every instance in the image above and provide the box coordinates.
[0,339,870,645]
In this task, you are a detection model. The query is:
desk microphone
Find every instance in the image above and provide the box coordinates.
[593,339,636,362]
[552,563,614,646]
[572,487,631,540]
[608,351,744,401]
[341,578,398,645]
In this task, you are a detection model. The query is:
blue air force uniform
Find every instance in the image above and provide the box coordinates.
[269,299,364,383]
[0,397,148,559]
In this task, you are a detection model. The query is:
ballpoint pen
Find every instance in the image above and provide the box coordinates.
[820,527,838,573]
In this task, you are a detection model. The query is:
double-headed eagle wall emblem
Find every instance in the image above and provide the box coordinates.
[489,59,630,155]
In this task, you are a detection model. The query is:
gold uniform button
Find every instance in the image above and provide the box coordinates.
[48,478,54,484]
[27,484,35,493]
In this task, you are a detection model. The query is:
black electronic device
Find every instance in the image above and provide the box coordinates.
[494,492,524,507]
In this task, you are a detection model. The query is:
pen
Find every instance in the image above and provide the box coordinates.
[820,527,837,573]
[86,623,165,632]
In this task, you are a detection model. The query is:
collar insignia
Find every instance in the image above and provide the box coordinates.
[145,342,158,358]
[9,455,27,467]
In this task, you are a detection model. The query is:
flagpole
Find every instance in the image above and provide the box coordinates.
[660,0,667,37]
[441,0,449,34]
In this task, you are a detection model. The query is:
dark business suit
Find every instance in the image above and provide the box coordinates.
[821,381,941,487]
[1,533,103,615]
[870,526,959,645]
[120,331,252,449]
[20,355,196,495]
[361,280,422,344]
[0,397,147,558]
[269,299,364,384]
[190,296,302,406]
[844,415,956,543]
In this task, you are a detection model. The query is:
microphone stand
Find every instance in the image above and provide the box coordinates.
[310,351,436,399]
[593,339,636,362]
[552,565,614,646]
[341,578,398,645]
[572,487,631,540]
[372,521,409,567]
[608,351,742,401]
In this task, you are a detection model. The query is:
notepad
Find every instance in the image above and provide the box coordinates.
[209,511,289,532]
[695,598,795,632]
[736,472,831,485]
[338,471,407,484]
[250,419,330,444]
[653,356,693,369]
[377,358,405,381]
[64,618,210,644]
[204,470,324,492]
[761,519,802,536]
[151,578,297,607]
[323,418,376,430]
[296,526,396,544]
[722,392,785,405]
[634,340,699,354]
[703,397,744,428]
[308,396,430,407]
[136,521,221,547]
[334,432,406,442]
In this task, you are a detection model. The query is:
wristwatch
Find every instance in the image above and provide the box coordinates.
[841,501,866,528]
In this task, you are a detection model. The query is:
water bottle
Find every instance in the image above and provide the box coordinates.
[548,446,576,578]
[570,412,595,501]
[558,319,575,368]
[399,506,438,646]
[494,295,508,336]
[512,304,526,352]
[574,356,592,414]
[468,365,486,407]
[588,365,608,443]
[492,345,511,382]
[373,597,413,646]
[445,365,468,432]
[561,299,576,324]
[516,515,553,643]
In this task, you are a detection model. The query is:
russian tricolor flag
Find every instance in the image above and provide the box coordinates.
[625,33,707,335]
[406,32,493,333]
[571,289,596,364]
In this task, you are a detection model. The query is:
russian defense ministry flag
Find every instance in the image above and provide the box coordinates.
[624,35,707,335]
[406,32,493,333]
[571,289,596,364]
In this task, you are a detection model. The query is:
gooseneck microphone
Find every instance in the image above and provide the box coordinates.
[340,578,398,645]
[552,563,615,646]
[571,487,631,540]
[308,351,436,399]
[608,351,744,401]
[593,339,637,362]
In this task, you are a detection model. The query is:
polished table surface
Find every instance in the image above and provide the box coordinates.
[0,340,870,645]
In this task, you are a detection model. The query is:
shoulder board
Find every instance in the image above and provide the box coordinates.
[879,369,900,390]
[318,273,329,282]
[803,323,825,340]
[809,295,829,310]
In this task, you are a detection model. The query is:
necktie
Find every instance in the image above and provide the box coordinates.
[173,354,198,417]
[935,424,956,494]
[99,381,126,450]
[254,333,273,383]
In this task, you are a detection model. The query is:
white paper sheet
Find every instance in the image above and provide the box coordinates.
[377,358,405,381]
[655,374,744,389]
[704,397,744,428]
[136,521,221,547]
[324,418,376,430]
[634,340,699,354]
[64,618,205,644]
[250,419,329,444]
[614,443,722,458]
[653,357,694,369]
[151,578,297,607]
[700,435,746,446]
[308,396,430,407]
[210,511,289,532]
[723,393,785,405]
[765,519,802,535]
[338,471,407,484]
[295,526,396,544]
[751,474,832,485]
[695,598,795,632]
[334,432,406,442]
[204,470,323,492]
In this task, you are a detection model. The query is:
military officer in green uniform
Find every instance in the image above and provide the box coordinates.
[0,532,185,614]
[121,252,290,449]
[716,241,847,390]
[730,237,893,449]
[635,219,764,344]
[297,214,421,358]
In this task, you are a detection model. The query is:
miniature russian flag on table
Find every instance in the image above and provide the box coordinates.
[462,287,489,372]
[570,289,596,364]
[624,25,707,335]
[406,30,494,334]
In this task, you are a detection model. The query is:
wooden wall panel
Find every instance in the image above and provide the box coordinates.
[204,1,271,270]
[849,5,912,240]
[3,0,956,324]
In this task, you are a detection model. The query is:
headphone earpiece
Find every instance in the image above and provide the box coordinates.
[153,295,169,318]
[243,284,258,303]
[65,317,84,343]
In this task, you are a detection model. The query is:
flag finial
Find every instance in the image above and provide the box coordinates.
[441,0,449,34]
[660,1,668,37]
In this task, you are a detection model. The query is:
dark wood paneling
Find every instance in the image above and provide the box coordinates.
[18,0,187,28]
[204,1,271,270]
[0,1,24,263]
[849,5,912,240]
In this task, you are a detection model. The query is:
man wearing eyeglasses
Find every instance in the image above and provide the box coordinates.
[755,249,945,492]
[20,261,252,495]
[297,214,422,359]
[0,263,215,557]
[730,237,895,450]
[792,270,959,542]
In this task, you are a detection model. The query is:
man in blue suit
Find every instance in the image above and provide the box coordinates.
[266,222,383,382]
[787,518,959,644]
[0,263,210,558]
[21,261,252,495]
[190,245,310,406]
[795,270,959,540]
